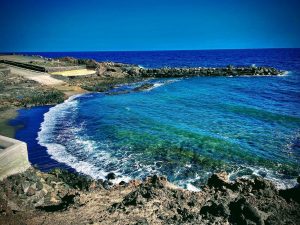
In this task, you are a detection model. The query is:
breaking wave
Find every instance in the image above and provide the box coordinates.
[36,75,300,190]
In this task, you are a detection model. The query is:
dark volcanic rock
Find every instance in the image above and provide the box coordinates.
[50,168,100,191]
[279,187,300,203]
[139,65,284,78]
[200,201,230,218]
[229,198,264,225]
[119,181,126,186]
[1,170,299,224]
[103,180,113,190]
[106,172,116,180]
[207,171,229,188]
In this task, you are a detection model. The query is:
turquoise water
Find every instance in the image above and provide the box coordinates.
[37,75,300,189]
[14,49,300,190]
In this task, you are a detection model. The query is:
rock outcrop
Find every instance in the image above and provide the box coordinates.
[0,168,299,225]
[0,70,65,109]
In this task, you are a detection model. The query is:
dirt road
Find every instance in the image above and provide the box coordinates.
[1,64,87,97]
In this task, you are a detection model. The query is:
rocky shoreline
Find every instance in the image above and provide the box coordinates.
[1,54,285,137]
[39,56,286,93]
[0,168,299,225]
[0,55,297,224]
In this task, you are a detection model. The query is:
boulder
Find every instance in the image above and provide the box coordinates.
[200,201,230,218]
[279,186,300,203]
[229,198,264,225]
[145,175,167,188]
[207,172,229,188]
[119,181,127,186]
[106,172,116,180]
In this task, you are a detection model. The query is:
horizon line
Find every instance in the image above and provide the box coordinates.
[1,47,300,54]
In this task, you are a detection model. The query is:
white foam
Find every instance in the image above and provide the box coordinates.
[145,82,164,91]
[175,171,211,192]
[278,71,290,76]
[45,143,107,178]
[186,183,201,192]
[37,94,132,183]
[74,138,96,153]
[145,78,181,91]
[37,91,297,190]
[227,71,290,78]
[228,165,298,189]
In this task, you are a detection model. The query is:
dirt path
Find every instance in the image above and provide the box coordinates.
[2,64,87,97]
[7,65,65,85]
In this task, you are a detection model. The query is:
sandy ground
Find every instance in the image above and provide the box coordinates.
[51,69,96,76]
[7,66,65,86]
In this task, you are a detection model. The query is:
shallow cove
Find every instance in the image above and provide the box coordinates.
[27,74,299,190]
[11,49,300,190]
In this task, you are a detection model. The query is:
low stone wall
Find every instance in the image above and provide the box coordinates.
[0,59,86,73]
[0,59,46,72]
[0,135,31,180]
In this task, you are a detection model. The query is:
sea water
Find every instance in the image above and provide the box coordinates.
[12,49,300,190]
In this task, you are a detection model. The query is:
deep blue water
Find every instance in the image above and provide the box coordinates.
[10,106,76,172]
[22,48,300,70]
[13,49,300,190]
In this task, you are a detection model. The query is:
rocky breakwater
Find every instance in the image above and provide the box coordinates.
[0,169,299,225]
[58,57,285,79]
[53,57,285,93]
[139,65,285,78]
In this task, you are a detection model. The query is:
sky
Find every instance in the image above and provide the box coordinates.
[0,0,300,52]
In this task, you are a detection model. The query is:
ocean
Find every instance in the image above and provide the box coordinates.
[11,49,300,190]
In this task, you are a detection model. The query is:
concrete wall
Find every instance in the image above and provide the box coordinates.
[0,135,31,180]
[0,59,86,73]
[0,60,46,72]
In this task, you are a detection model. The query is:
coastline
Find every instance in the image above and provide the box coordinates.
[1,167,299,225]
[1,77,146,173]
[0,54,299,224]
[0,54,295,179]
[0,54,295,180]
[17,87,299,190]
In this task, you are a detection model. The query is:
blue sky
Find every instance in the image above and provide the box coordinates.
[0,0,299,52]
